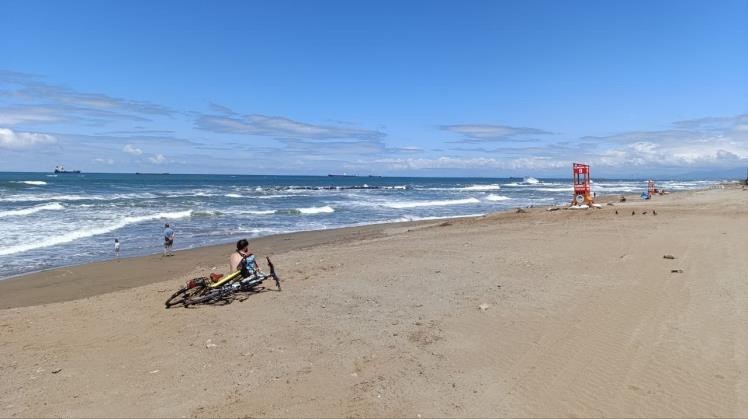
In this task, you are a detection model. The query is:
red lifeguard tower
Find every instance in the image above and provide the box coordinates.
[647,179,655,197]
[572,163,593,205]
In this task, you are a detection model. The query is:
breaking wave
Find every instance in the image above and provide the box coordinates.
[10,180,48,186]
[297,205,335,215]
[459,184,501,191]
[485,194,512,201]
[0,202,64,218]
[0,210,193,256]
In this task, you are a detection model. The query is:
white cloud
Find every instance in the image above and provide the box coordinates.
[0,127,57,150]
[582,114,748,169]
[441,123,552,142]
[372,156,566,171]
[0,70,174,127]
[122,144,143,156]
[196,111,385,141]
[148,153,166,164]
[0,106,65,125]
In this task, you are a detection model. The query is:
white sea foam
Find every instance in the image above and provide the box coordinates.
[242,209,276,215]
[0,194,95,202]
[10,180,47,186]
[485,194,512,201]
[0,192,158,202]
[383,197,481,209]
[459,184,501,191]
[0,210,193,256]
[0,202,64,218]
[297,205,335,214]
[192,210,223,216]
[255,194,297,199]
[505,178,553,187]
[224,193,243,198]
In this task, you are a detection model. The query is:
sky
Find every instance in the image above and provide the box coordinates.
[0,0,747,178]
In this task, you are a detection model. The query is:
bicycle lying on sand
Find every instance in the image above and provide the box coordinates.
[164,257,281,308]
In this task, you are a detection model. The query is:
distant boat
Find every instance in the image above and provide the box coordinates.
[54,165,81,174]
[328,173,358,177]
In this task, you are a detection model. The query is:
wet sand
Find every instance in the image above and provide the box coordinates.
[1,185,746,417]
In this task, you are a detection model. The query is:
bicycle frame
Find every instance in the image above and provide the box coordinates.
[208,270,242,288]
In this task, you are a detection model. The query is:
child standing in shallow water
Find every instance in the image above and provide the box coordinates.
[114,238,120,257]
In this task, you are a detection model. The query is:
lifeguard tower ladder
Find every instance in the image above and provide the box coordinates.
[572,163,593,205]
[647,179,655,198]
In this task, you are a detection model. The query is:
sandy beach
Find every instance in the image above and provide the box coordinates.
[1,185,746,417]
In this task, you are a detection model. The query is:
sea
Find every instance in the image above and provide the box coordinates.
[0,172,718,279]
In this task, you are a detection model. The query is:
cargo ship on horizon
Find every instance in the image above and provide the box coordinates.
[54,165,81,174]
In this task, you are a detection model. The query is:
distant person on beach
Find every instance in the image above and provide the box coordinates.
[114,238,120,257]
[229,238,258,276]
[163,224,175,256]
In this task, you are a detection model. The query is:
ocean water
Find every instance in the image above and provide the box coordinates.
[0,172,717,279]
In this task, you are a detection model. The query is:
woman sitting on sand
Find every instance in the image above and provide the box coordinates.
[229,239,259,277]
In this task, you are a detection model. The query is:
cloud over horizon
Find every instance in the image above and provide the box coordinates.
[0,70,175,127]
[196,105,385,142]
[0,127,57,150]
[0,70,746,177]
[441,123,554,143]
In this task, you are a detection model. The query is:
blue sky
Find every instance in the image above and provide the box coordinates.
[1,0,747,177]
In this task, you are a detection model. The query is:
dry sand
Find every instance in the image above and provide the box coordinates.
[1,185,746,417]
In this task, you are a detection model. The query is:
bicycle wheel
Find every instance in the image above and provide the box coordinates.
[165,287,189,308]
[183,287,227,307]
[164,278,209,308]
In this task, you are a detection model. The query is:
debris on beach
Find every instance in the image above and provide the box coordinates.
[620,196,627,202]
[205,339,217,348]
[663,255,675,259]
[478,303,490,311]
[615,210,619,214]
[653,210,657,216]
[51,368,62,374]
[547,207,560,212]
[149,369,159,374]
[607,202,615,206]
[632,210,636,215]
[642,211,648,215]
[516,208,527,213]
[671,269,684,273]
